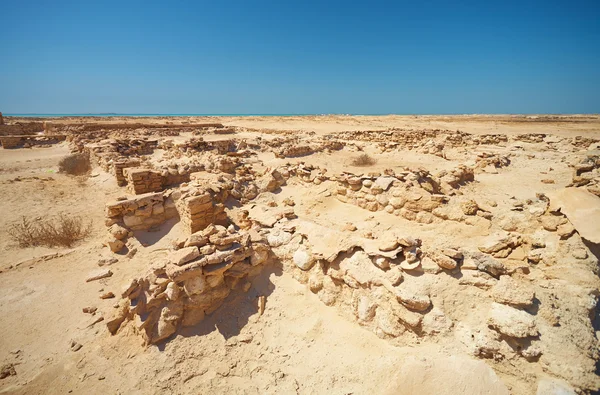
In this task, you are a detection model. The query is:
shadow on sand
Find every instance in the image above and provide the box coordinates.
[156,261,283,349]
[132,217,180,246]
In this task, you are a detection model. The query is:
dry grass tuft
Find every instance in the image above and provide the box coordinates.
[58,153,91,175]
[351,153,377,166]
[8,214,92,248]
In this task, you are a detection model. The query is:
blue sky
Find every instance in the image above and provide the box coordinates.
[0,0,599,114]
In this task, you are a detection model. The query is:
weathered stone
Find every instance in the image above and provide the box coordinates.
[431,253,457,270]
[357,295,377,322]
[395,288,431,311]
[86,269,113,282]
[488,302,538,338]
[378,233,399,252]
[293,247,315,270]
[184,232,209,247]
[108,224,129,240]
[491,276,534,307]
[104,238,125,253]
[169,246,200,266]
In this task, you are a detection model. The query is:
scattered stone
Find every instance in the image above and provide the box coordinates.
[86,269,113,282]
[100,292,115,299]
[0,364,16,379]
[83,306,97,314]
[108,224,129,240]
[431,253,457,270]
[461,200,479,215]
[441,248,463,259]
[70,341,83,352]
[104,238,125,253]
[395,288,431,312]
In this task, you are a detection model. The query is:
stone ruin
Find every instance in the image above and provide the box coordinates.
[4,115,600,392]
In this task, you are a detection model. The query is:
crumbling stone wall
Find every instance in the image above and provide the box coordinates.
[0,122,44,136]
[0,134,67,149]
[105,192,178,231]
[124,168,163,194]
[176,191,228,234]
[114,159,141,186]
[106,225,270,344]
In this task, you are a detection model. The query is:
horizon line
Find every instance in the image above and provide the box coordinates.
[3,112,599,117]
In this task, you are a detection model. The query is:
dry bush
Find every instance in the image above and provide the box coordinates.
[58,153,91,175]
[8,214,92,248]
[351,153,377,166]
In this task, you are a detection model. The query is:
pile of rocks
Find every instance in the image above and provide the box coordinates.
[106,225,271,344]
[569,155,600,196]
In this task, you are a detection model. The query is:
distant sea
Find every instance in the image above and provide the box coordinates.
[3,113,337,118]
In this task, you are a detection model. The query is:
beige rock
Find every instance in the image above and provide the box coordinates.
[108,224,129,240]
[86,269,113,282]
[293,247,315,270]
[169,246,199,266]
[491,276,534,307]
[556,222,575,239]
[431,253,457,270]
[104,238,125,253]
[488,302,538,338]
[395,288,431,311]
[378,233,399,252]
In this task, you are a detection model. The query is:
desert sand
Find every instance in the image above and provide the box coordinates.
[0,114,599,394]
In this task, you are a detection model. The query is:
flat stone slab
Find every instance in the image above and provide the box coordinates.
[548,187,600,243]
[86,269,113,282]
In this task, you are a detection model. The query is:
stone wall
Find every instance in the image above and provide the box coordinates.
[0,122,45,136]
[106,226,271,344]
[114,159,141,186]
[176,191,228,234]
[105,192,178,231]
[0,134,67,149]
[124,168,163,194]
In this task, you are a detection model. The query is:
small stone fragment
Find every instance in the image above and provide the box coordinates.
[86,269,113,282]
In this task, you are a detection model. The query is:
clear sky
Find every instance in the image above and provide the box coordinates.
[0,0,599,114]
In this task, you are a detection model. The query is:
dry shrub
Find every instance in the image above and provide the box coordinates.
[8,214,92,248]
[58,153,91,175]
[352,153,377,166]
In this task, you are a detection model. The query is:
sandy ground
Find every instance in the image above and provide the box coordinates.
[0,115,598,394]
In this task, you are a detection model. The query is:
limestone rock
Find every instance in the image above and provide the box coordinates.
[422,307,453,334]
[293,247,315,270]
[86,269,113,282]
[431,253,457,270]
[536,378,576,395]
[169,246,199,266]
[556,222,575,239]
[461,199,479,215]
[104,238,125,253]
[378,233,399,252]
[184,232,208,247]
[491,276,534,307]
[356,295,377,322]
[395,288,431,311]
[442,248,463,259]
[488,302,538,338]
[108,224,129,240]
